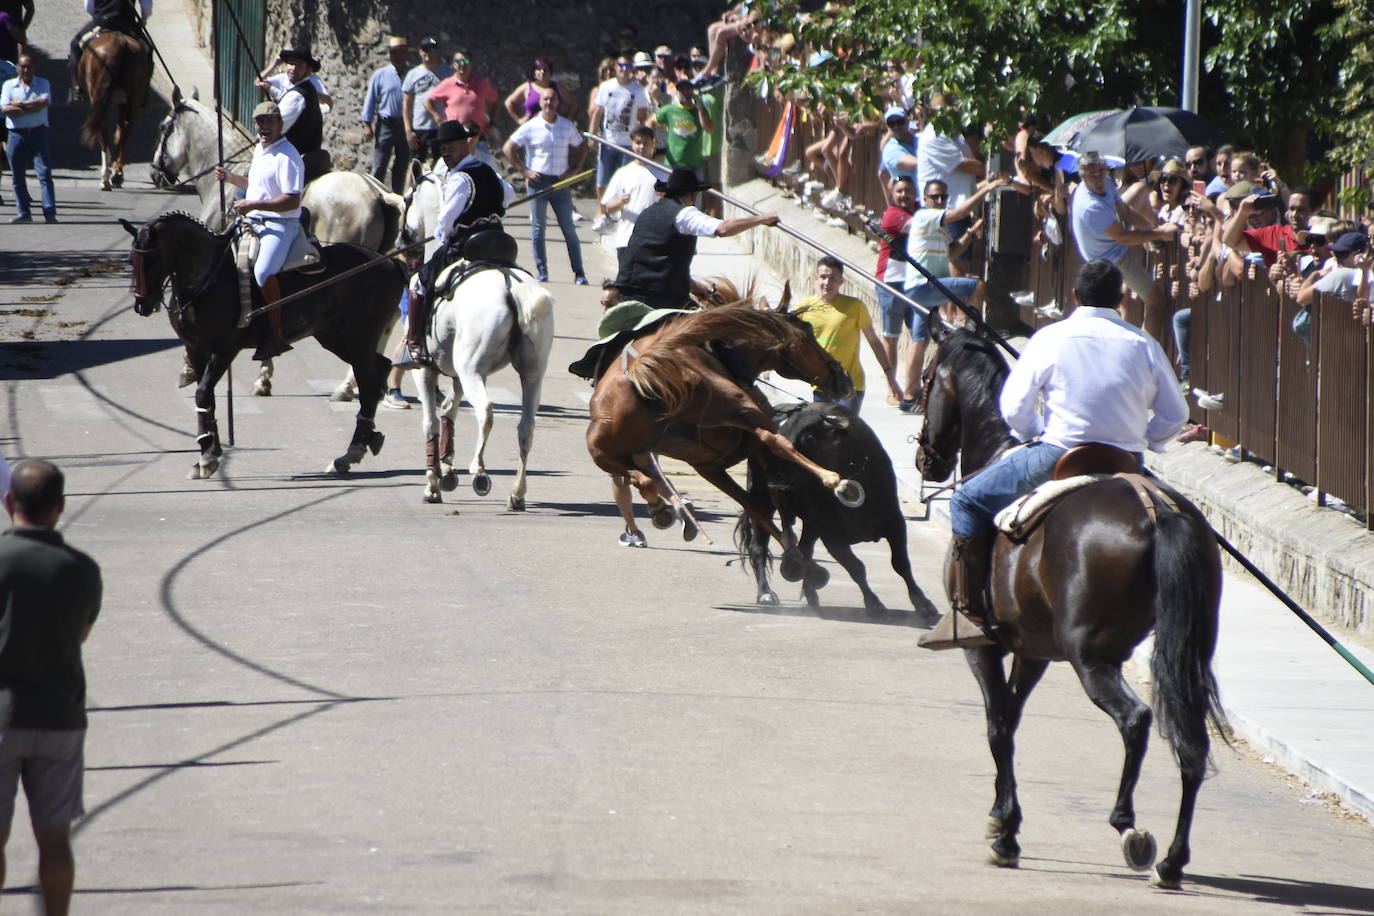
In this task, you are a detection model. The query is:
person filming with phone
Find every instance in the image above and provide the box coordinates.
[1219,179,1304,268]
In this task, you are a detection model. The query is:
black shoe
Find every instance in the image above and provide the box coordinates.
[43,212,58,224]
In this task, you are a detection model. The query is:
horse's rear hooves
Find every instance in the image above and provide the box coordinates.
[1121,829,1157,872]
[472,473,492,497]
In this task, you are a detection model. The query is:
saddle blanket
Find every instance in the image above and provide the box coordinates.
[994,473,1181,541]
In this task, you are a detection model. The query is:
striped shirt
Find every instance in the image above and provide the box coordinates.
[508,114,583,176]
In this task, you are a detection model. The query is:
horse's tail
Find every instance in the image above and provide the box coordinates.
[510,276,553,339]
[1149,502,1230,773]
[81,38,116,149]
[624,350,692,416]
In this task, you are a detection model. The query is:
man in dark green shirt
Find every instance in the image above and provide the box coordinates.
[0,459,101,916]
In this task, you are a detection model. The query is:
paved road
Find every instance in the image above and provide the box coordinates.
[1,171,1373,913]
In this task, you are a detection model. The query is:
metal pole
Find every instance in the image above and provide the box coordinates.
[1181,0,1201,112]
[211,0,235,447]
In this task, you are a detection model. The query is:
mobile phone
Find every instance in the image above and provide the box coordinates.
[1192,180,1206,197]
[1252,193,1281,211]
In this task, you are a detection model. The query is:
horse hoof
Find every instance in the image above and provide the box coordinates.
[111,172,124,189]
[834,478,865,508]
[507,494,526,512]
[252,379,272,396]
[1149,865,1182,890]
[330,385,355,402]
[779,551,807,582]
[423,489,442,504]
[177,367,197,388]
[187,464,203,480]
[440,470,459,492]
[199,458,219,479]
[472,473,491,497]
[330,457,351,474]
[757,590,779,607]
[1121,829,1157,872]
[987,851,1019,869]
[650,506,676,529]
[368,430,385,456]
[803,563,830,590]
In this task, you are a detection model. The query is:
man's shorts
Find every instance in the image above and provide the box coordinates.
[0,728,86,829]
[904,277,980,341]
[596,143,629,188]
[876,281,905,338]
[1115,248,1156,299]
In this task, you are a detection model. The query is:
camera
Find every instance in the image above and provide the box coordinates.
[1252,193,1281,211]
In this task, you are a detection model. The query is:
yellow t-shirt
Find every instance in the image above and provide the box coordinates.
[796,294,870,391]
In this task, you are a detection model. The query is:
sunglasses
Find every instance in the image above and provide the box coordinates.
[1163,175,1185,184]
[616,62,633,69]
[453,57,470,64]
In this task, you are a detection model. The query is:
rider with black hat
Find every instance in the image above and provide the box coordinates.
[612,165,779,311]
[256,47,331,182]
[397,118,516,368]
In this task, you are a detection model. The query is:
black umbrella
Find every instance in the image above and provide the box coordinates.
[1072,107,1226,164]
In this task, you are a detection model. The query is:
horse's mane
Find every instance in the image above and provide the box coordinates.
[937,326,1010,424]
[155,210,220,235]
[654,304,804,354]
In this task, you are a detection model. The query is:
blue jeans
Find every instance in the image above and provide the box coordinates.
[907,277,980,340]
[1172,308,1191,379]
[950,441,1067,538]
[7,126,55,218]
[528,176,585,279]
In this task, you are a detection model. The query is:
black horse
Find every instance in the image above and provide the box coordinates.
[736,402,940,622]
[916,324,1228,890]
[122,212,406,479]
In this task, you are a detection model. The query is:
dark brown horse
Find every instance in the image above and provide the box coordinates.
[78,30,152,190]
[586,304,857,577]
[916,325,1227,890]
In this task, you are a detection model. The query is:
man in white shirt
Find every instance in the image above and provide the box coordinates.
[916,93,981,268]
[2,55,54,223]
[589,55,651,231]
[255,48,331,181]
[598,126,659,258]
[503,86,589,283]
[920,259,1189,649]
[214,101,305,360]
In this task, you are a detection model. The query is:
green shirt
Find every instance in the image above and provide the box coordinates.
[698,86,725,158]
[654,102,707,169]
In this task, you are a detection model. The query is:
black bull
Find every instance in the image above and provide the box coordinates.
[736,402,940,621]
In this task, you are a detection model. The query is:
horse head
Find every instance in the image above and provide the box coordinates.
[915,325,1013,481]
[914,348,959,483]
[151,92,197,189]
[121,217,164,316]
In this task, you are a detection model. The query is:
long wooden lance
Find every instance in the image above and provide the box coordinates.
[240,168,594,322]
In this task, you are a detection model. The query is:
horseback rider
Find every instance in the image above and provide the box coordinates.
[213,100,304,361]
[256,47,331,183]
[397,118,516,369]
[919,259,1190,649]
[69,0,150,102]
[612,165,778,310]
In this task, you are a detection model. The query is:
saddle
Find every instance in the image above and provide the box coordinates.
[994,443,1179,541]
[431,230,521,298]
[78,25,149,53]
[234,211,325,276]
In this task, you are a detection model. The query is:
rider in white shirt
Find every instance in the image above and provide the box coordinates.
[921,258,1189,649]
[214,100,305,359]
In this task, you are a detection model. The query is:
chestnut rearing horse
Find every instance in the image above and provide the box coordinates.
[78,30,152,191]
[916,324,1228,890]
[586,304,858,578]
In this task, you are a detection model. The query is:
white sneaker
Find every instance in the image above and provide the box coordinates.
[819,188,842,209]
[591,214,607,232]
[382,389,410,410]
[1194,389,1225,410]
[571,210,585,222]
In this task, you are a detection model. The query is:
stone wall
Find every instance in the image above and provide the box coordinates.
[186,0,721,174]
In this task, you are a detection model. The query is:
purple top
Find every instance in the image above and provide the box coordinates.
[522,80,560,120]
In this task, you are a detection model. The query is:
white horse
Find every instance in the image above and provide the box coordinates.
[413,265,554,510]
[152,93,406,396]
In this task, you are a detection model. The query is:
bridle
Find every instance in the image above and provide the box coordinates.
[129,218,238,318]
[914,347,948,473]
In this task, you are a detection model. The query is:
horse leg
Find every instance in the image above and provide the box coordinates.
[253,357,274,396]
[110,102,129,188]
[623,465,674,528]
[413,367,443,502]
[458,370,495,497]
[329,353,386,474]
[1152,740,1207,890]
[100,140,112,191]
[189,352,231,479]
[507,363,544,512]
[967,648,1047,868]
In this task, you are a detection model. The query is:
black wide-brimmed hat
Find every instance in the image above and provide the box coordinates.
[436,120,473,143]
[279,47,321,69]
[654,166,710,195]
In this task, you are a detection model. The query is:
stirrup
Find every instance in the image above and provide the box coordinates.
[393,343,433,370]
[917,611,995,650]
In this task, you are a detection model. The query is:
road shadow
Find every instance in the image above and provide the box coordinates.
[714,601,926,628]
[0,337,181,379]
[1185,872,1374,913]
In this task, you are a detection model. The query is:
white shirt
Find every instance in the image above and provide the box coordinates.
[435,155,516,244]
[999,306,1188,453]
[917,123,976,208]
[600,161,659,248]
[265,73,329,130]
[674,204,722,237]
[245,138,304,219]
[508,114,583,176]
[594,78,651,145]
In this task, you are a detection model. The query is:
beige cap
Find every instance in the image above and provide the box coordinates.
[386,36,409,49]
[252,100,281,120]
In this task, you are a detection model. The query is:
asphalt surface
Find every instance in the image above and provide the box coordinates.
[1,162,1373,913]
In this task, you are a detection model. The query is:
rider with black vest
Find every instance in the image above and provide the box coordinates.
[398,118,516,368]
[257,48,331,183]
[612,166,778,311]
[69,0,149,102]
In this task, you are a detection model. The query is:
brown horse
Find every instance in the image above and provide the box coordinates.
[586,303,857,575]
[78,30,152,190]
[915,325,1228,890]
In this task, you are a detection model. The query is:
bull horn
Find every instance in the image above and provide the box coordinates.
[823,412,850,430]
